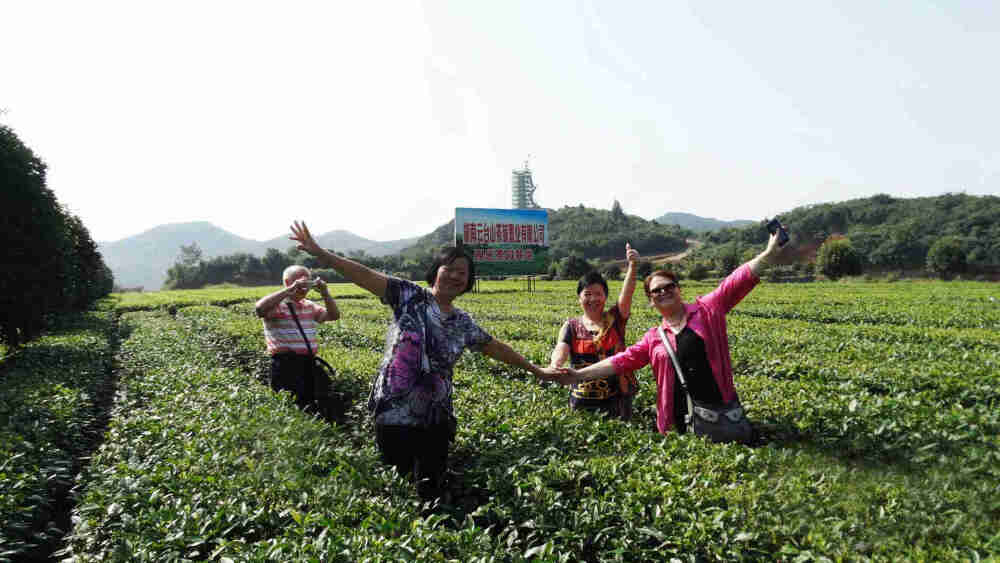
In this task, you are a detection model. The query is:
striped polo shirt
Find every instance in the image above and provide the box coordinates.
[261,298,327,355]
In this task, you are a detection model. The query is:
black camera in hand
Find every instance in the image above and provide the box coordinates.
[766,218,790,247]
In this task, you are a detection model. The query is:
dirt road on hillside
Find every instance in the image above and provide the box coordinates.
[604,239,703,267]
[654,239,703,263]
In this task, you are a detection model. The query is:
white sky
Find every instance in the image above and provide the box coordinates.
[3,0,998,243]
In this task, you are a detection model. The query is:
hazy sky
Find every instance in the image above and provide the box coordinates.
[3,1,998,243]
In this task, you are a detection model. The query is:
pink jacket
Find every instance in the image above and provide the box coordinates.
[610,264,760,433]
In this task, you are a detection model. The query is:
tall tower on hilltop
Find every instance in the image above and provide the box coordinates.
[511,159,541,209]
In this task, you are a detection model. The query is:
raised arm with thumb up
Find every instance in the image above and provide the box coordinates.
[625,242,639,264]
[619,242,640,318]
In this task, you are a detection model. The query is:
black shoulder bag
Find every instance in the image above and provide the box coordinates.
[286,302,339,421]
[657,326,753,444]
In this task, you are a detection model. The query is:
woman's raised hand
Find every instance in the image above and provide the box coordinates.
[765,224,795,264]
[625,242,639,263]
[290,221,323,256]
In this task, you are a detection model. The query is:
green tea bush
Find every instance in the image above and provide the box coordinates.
[0,311,114,561]
[46,280,1000,560]
[63,311,383,561]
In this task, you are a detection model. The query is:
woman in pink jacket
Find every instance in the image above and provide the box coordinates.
[559,230,787,435]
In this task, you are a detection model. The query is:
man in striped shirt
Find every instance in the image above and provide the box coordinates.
[255,265,340,408]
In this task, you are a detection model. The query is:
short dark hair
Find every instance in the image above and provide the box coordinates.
[425,246,476,294]
[577,271,608,296]
[643,270,679,298]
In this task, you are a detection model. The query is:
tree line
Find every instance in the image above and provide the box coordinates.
[163,244,440,289]
[1,124,113,347]
[162,192,1000,291]
[164,201,694,289]
[547,201,692,261]
[402,201,692,264]
[697,193,1000,279]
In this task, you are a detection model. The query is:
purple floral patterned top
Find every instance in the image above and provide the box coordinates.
[367,278,492,427]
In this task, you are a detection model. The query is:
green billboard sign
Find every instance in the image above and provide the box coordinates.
[455,208,549,276]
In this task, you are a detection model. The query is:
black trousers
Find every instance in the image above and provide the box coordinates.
[270,353,314,409]
[375,424,451,500]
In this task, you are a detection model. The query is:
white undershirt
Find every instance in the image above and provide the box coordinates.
[666,318,687,335]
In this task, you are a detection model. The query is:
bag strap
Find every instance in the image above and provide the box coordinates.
[418,296,432,376]
[657,326,694,423]
[608,306,627,346]
[285,301,314,357]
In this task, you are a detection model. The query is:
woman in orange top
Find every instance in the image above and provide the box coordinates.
[548,243,640,419]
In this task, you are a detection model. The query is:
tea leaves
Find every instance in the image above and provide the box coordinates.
[4,279,998,561]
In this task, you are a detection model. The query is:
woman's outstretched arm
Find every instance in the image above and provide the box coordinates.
[560,357,618,385]
[482,338,562,381]
[289,220,388,300]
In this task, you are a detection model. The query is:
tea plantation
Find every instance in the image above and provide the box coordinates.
[2,279,998,561]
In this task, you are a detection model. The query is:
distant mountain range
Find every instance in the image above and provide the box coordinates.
[653,212,755,232]
[99,222,419,290]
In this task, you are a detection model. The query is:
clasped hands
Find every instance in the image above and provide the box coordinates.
[535,366,578,386]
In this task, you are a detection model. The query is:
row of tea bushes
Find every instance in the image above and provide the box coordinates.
[188,296,999,559]
[729,315,1000,404]
[731,281,1000,329]
[108,278,1000,331]
[284,287,1000,557]
[0,311,114,561]
[66,311,343,560]
[71,280,999,559]
[450,294,1000,559]
[64,310,504,561]
[111,284,372,314]
[173,303,385,401]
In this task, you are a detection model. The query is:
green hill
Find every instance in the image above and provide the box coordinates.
[702,193,1000,271]
[401,203,695,263]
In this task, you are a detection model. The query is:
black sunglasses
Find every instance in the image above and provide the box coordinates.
[649,282,679,295]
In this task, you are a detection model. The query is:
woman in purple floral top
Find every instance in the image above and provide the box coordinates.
[290,221,560,499]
